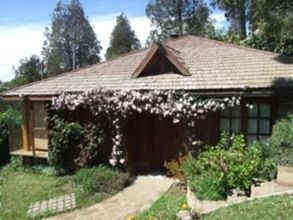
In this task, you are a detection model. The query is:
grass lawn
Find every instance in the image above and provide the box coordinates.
[136,183,187,220]
[0,166,123,220]
[135,183,293,220]
[201,194,293,220]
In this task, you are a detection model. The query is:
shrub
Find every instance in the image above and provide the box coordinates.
[0,112,9,166]
[253,140,277,180]
[4,156,24,171]
[189,170,227,201]
[31,165,66,177]
[74,165,134,195]
[226,135,261,191]
[48,114,105,171]
[270,113,293,149]
[183,132,273,200]
[269,113,293,167]
[164,154,192,182]
[75,123,105,167]
[48,118,85,170]
[0,108,22,166]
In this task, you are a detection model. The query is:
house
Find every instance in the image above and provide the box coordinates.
[1,35,293,173]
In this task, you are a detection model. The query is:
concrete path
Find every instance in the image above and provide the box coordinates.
[46,175,174,220]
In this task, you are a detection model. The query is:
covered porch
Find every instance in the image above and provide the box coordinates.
[4,96,51,160]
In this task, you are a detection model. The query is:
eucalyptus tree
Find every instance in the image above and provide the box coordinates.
[145,0,211,44]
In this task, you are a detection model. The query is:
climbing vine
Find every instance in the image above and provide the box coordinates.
[46,105,105,170]
[52,88,246,167]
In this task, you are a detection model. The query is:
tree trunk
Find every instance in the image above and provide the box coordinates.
[240,0,247,40]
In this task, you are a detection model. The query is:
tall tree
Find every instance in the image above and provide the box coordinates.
[42,0,102,76]
[243,0,293,56]
[145,0,211,44]
[105,13,141,60]
[14,55,44,83]
[211,0,250,40]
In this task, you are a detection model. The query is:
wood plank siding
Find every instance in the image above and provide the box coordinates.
[123,113,189,173]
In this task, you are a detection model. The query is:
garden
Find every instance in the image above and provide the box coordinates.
[1,90,293,219]
[0,158,134,220]
[138,112,293,219]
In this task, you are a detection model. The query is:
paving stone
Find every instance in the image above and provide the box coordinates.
[27,193,76,217]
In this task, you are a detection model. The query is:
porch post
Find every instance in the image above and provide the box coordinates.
[21,100,30,151]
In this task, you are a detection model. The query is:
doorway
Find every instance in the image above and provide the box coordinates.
[125,113,187,173]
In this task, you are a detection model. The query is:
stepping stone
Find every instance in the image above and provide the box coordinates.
[27,193,76,217]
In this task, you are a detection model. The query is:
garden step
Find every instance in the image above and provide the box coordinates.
[251,180,277,197]
[277,166,293,188]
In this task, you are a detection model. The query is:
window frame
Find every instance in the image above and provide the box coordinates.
[30,102,49,151]
[219,98,276,145]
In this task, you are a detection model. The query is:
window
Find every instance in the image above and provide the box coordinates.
[220,100,274,146]
[247,103,271,145]
[220,105,241,134]
[32,102,48,150]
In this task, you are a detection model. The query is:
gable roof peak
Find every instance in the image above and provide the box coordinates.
[131,42,190,78]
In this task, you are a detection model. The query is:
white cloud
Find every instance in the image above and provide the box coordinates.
[210,12,228,29]
[0,23,47,81]
[0,14,151,82]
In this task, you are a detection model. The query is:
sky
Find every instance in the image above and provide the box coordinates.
[0,0,228,82]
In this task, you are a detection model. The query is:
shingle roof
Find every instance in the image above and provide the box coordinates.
[2,35,293,97]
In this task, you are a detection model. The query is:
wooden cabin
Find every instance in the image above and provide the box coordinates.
[2,35,293,172]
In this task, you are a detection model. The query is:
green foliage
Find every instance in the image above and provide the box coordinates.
[0,108,22,166]
[48,111,105,171]
[4,156,24,171]
[243,1,293,56]
[201,194,293,220]
[48,118,84,170]
[1,166,133,219]
[136,183,186,220]
[164,154,191,182]
[267,113,293,167]
[270,113,293,149]
[74,165,134,195]
[253,140,277,180]
[183,132,272,200]
[226,134,261,190]
[211,0,249,39]
[14,54,45,83]
[243,15,293,56]
[190,171,227,201]
[0,168,73,220]
[145,0,212,44]
[75,123,105,167]
[30,165,66,177]
[0,113,9,166]
[0,77,28,94]
[105,13,141,60]
[42,0,102,76]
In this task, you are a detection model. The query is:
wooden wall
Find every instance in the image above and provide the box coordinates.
[70,108,220,173]
[123,113,190,173]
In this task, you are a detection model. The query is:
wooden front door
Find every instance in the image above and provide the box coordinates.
[125,113,187,173]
